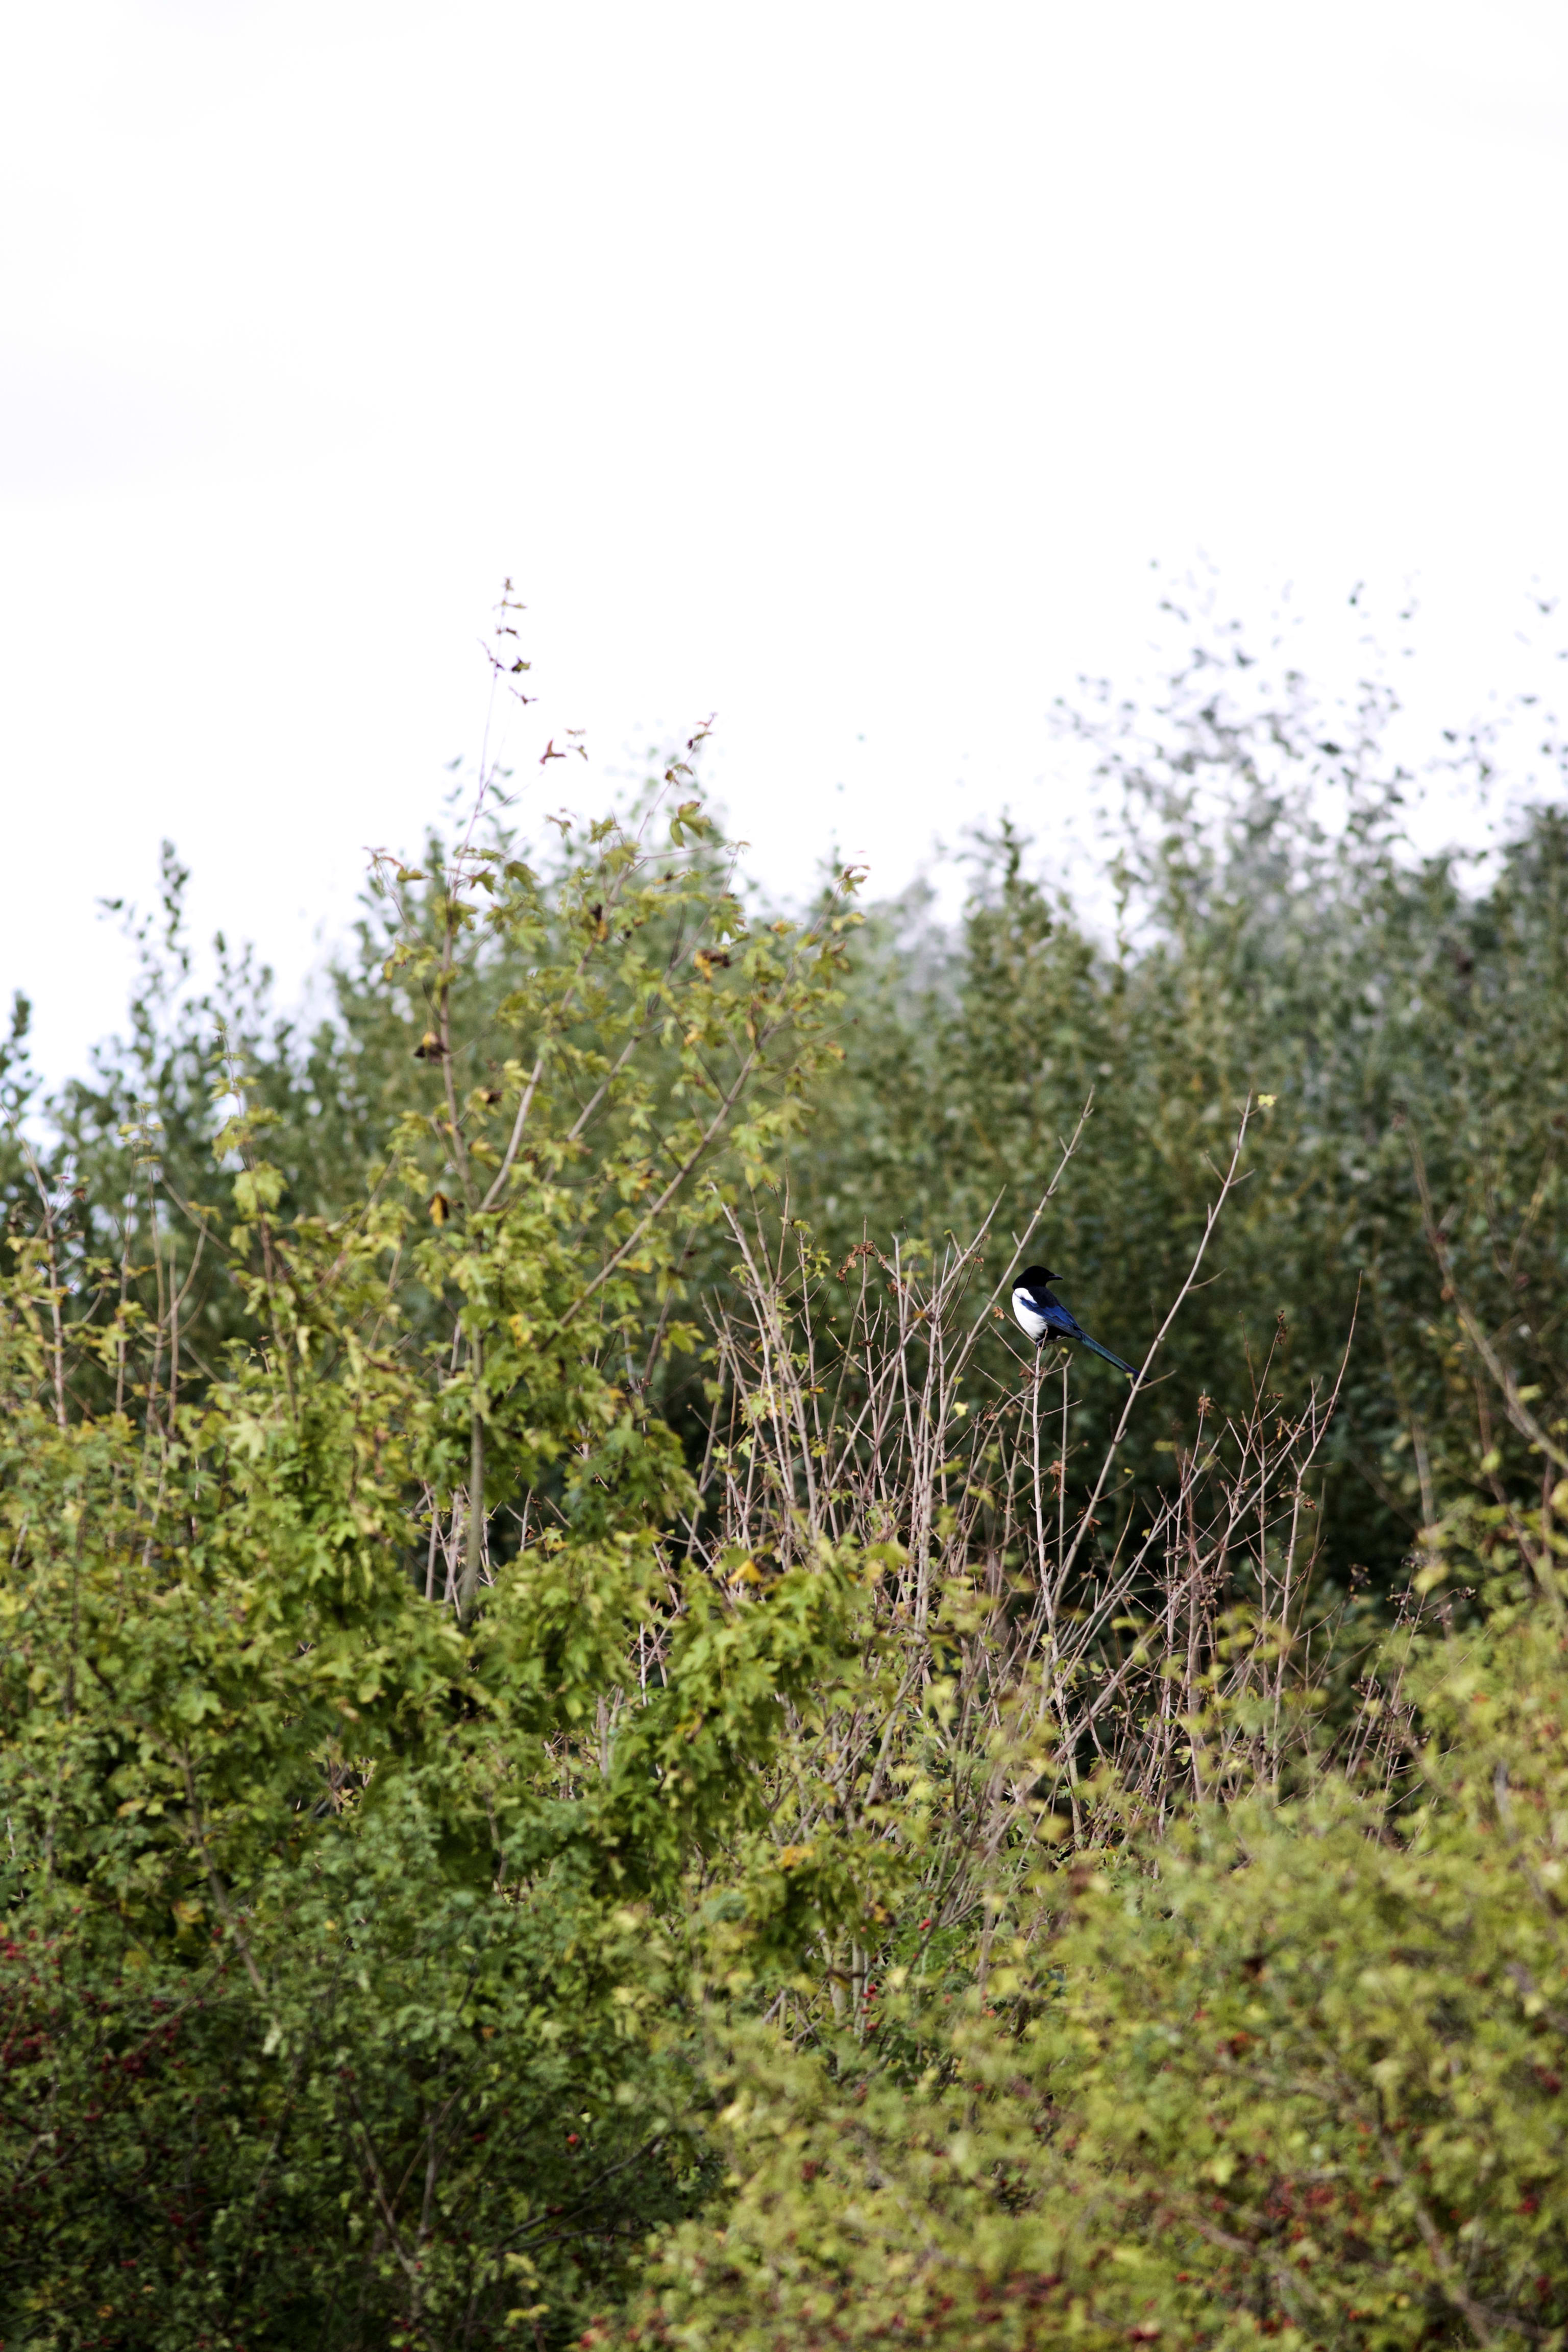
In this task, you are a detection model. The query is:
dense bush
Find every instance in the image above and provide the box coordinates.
[0,781,873,2343]
[605,1594,1568,2351]
[12,626,1564,1595]
[4,613,1568,2348]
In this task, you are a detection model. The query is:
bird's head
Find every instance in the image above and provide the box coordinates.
[1017,1264,1060,1290]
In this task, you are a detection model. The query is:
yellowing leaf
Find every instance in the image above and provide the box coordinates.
[232,1163,284,1218]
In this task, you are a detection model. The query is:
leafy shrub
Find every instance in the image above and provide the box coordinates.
[6,608,1568,2349]
[605,1594,1568,2351]
[0,782,871,2345]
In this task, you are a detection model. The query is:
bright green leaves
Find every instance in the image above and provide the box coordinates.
[230,1159,284,1219]
[667,798,708,847]
[608,1611,1568,2352]
[363,793,859,1570]
[594,1541,871,1887]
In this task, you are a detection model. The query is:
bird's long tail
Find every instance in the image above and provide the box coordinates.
[1077,1331,1137,1379]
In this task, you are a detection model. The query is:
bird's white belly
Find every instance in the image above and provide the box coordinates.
[1011,1290,1049,1340]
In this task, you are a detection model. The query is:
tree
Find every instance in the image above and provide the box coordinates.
[0,777,873,2346]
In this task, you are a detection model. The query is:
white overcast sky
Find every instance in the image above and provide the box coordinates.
[4,1,1567,1083]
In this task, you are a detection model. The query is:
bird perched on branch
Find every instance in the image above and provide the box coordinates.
[1011,1265,1136,1378]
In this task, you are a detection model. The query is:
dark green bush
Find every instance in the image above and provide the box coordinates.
[790,642,1568,1591]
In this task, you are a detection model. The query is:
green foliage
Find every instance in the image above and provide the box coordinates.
[607,1597,1568,2350]
[7,616,1568,2349]
[0,787,877,2346]
[13,628,1566,1594]
[790,642,1568,1591]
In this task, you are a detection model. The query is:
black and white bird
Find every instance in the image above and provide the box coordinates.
[1010,1264,1136,1378]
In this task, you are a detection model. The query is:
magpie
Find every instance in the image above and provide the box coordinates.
[1010,1265,1136,1378]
